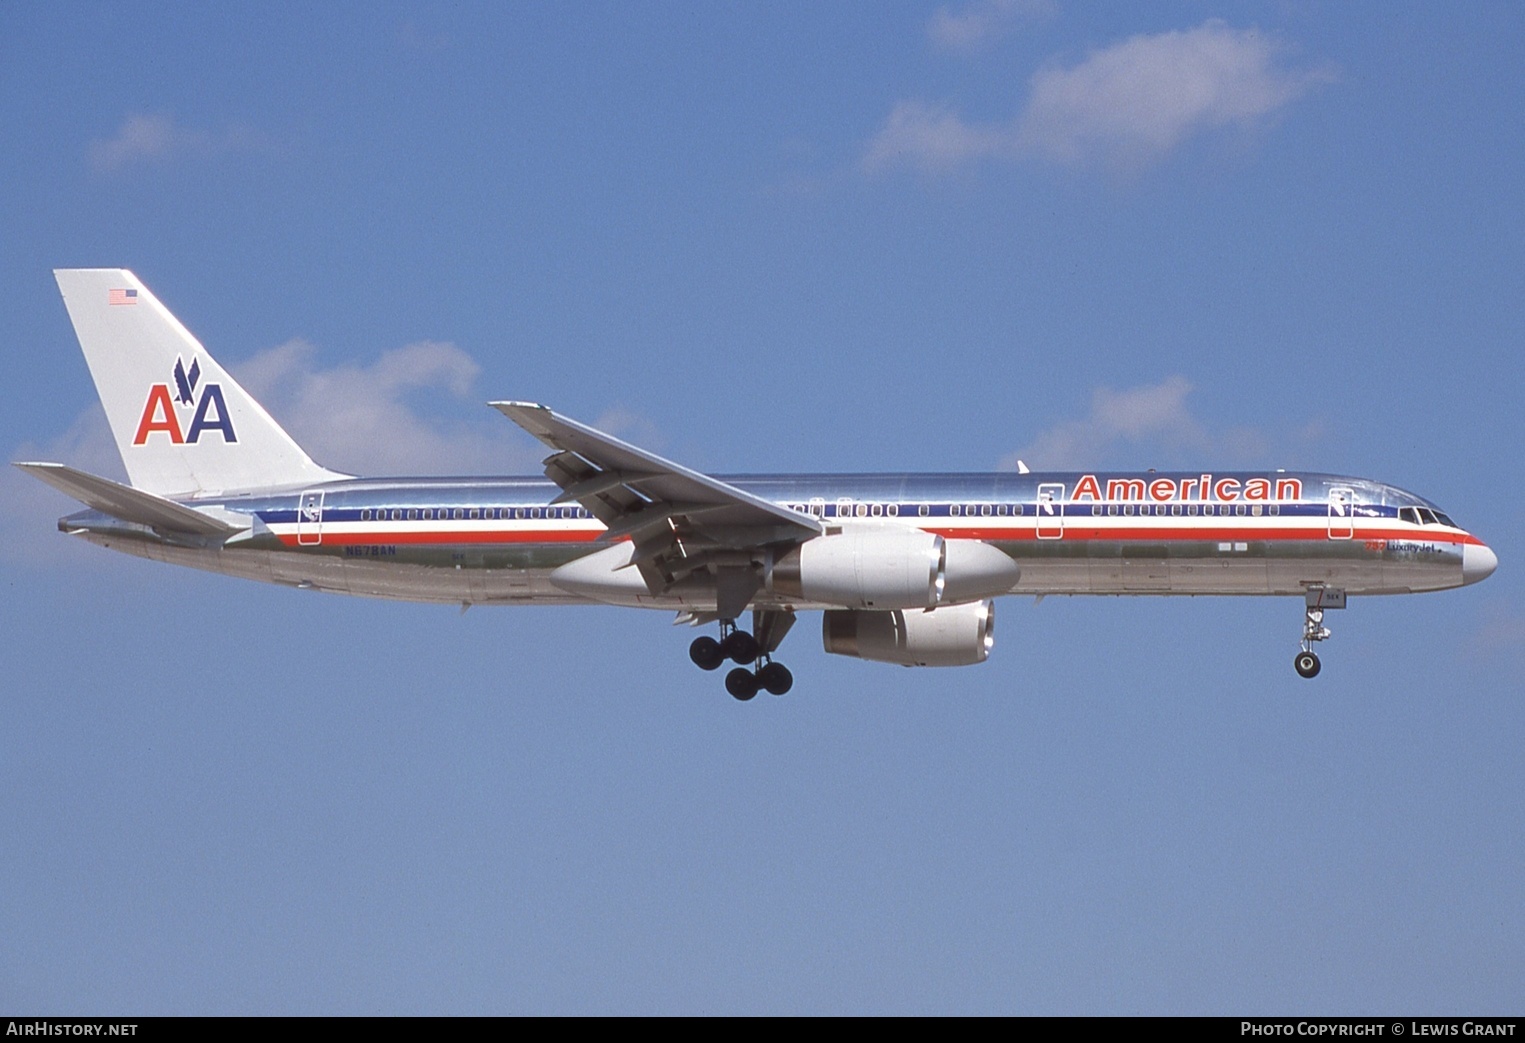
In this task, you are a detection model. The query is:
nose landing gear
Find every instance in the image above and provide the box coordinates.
[1295,586,1344,679]
[1294,648,1321,679]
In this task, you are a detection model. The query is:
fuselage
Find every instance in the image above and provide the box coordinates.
[62,469,1496,609]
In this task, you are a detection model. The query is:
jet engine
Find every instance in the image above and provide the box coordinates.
[821,599,996,667]
[768,529,1017,610]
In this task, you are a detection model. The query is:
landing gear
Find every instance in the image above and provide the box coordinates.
[725,667,759,700]
[1294,650,1321,678]
[689,636,723,671]
[757,661,793,696]
[720,629,760,664]
[1295,585,1344,679]
[692,612,797,700]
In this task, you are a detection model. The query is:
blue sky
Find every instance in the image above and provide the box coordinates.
[2,2,1522,1014]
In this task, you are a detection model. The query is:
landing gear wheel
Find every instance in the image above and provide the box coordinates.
[721,630,760,665]
[725,667,759,701]
[689,636,723,671]
[1294,650,1321,679]
[757,662,793,696]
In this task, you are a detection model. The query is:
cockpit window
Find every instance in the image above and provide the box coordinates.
[1400,506,1460,528]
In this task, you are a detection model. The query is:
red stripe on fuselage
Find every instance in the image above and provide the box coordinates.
[275,528,604,547]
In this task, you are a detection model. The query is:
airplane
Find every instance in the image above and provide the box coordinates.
[17,269,1498,699]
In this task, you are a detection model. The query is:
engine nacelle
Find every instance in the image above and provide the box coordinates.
[770,528,944,610]
[821,599,996,667]
[770,529,1019,611]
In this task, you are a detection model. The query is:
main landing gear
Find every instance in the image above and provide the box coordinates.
[1294,585,1345,679]
[688,615,795,700]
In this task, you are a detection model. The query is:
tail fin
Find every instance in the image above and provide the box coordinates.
[54,269,349,497]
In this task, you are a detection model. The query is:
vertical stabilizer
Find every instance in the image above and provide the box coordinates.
[54,269,349,497]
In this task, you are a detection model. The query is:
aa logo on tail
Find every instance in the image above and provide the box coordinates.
[132,356,238,445]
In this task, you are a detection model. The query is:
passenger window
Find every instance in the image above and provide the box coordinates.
[871,504,883,517]
[918,504,929,517]
[1236,504,1247,516]
[1107,504,1118,516]
[1269,505,1279,516]
[950,505,961,516]
[1092,505,1101,517]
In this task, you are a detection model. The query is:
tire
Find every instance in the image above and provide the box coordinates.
[721,631,760,665]
[725,667,759,701]
[1294,651,1321,679]
[689,636,723,671]
[758,662,793,696]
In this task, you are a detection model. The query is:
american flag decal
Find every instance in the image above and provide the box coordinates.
[108,288,138,306]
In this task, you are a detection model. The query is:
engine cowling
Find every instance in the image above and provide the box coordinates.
[770,528,944,609]
[821,599,996,667]
[770,529,1018,610]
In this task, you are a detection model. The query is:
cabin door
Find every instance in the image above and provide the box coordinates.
[1036,483,1064,540]
[297,490,325,546]
[1327,486,1354,540]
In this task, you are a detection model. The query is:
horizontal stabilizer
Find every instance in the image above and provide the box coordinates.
[14,462,240,535]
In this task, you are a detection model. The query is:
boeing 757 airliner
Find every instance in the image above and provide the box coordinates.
[17,270,1497,699]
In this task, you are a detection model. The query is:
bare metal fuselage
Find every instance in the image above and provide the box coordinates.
[62,469,1485,610]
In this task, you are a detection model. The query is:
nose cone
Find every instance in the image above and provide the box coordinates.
[1462,542,1498,585]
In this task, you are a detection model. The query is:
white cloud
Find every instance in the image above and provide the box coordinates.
[1000,376,1283,470]
[866,20,1331,174]
[89,112,267,172]
[861,101,1009,174]
[928,0,1055,54]
[1019,21,1333,167]
[232,339,542,476]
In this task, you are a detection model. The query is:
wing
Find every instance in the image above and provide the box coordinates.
[492,401,821,615]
